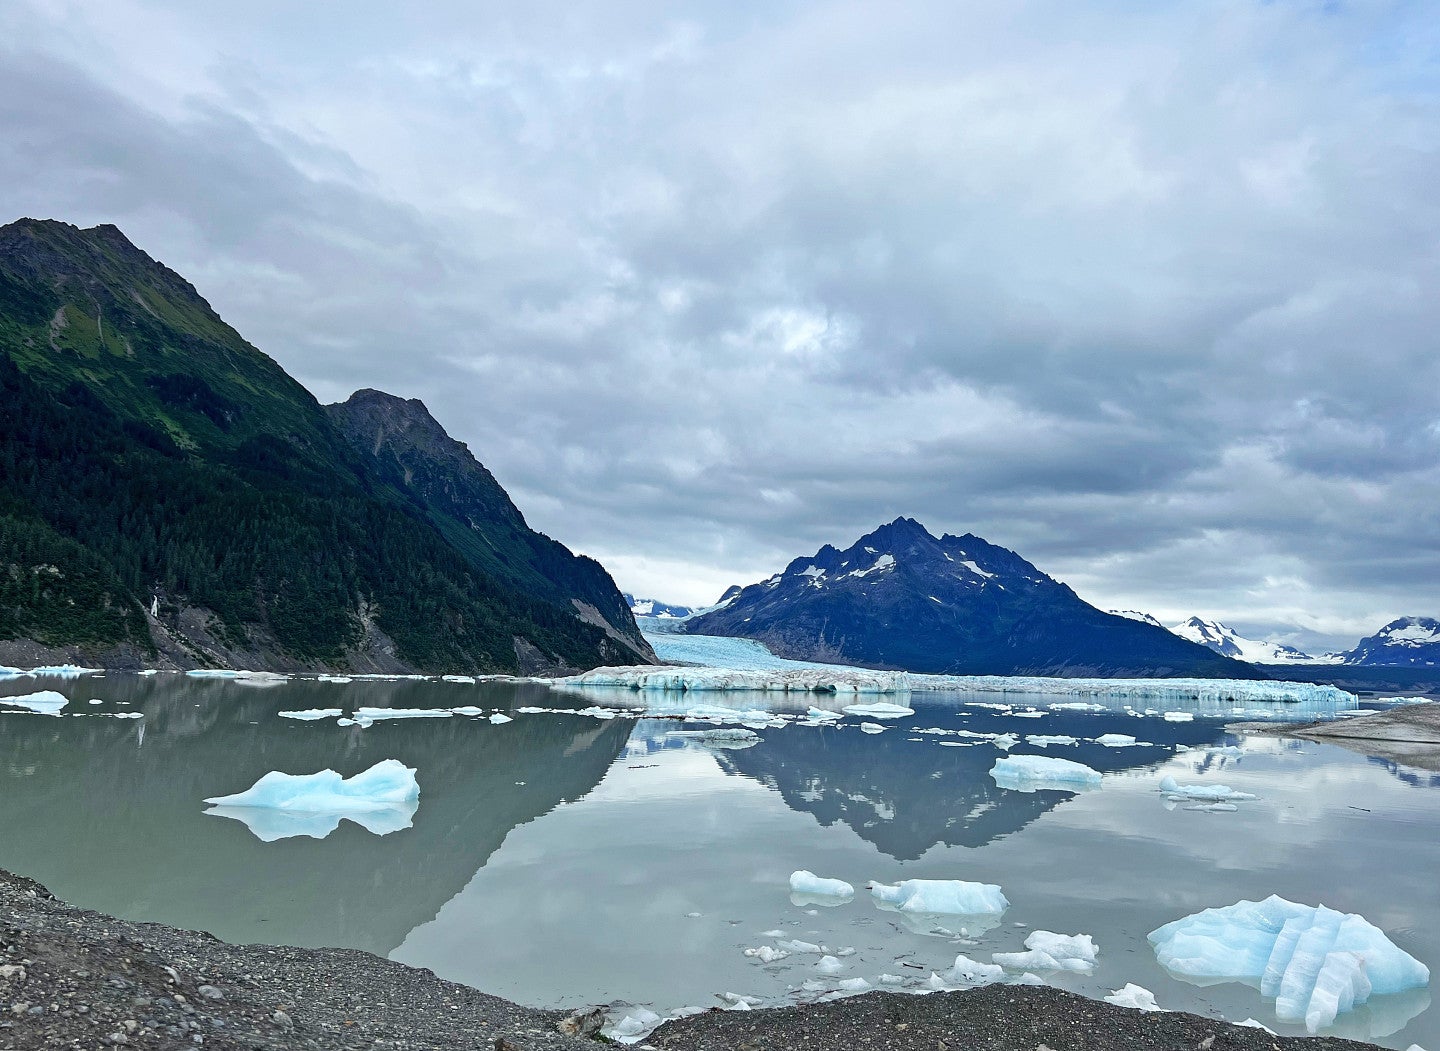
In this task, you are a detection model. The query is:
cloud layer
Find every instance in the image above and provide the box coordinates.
[2,0,1437,649]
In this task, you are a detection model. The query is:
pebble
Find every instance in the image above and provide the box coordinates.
[197,984,223,1000]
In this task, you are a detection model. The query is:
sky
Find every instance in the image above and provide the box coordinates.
[1,1,1437,652]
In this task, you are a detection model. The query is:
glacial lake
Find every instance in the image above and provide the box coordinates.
[1,672,1436,1048]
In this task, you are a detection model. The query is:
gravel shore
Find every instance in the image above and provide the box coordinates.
[1,868,1384,1051]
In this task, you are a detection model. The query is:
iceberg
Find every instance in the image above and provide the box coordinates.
[278,709,342,721]
[666,727,760,744]
[1158,775,1257,802]
[1148,896,1430,1032]
[1025,735,1078,747]
[1104,984,1163,1012]
[25,664,99,677]
[990,755,1101,792]
[938,954,1004,988]
[0,690,68,716]
[203,760,420,842]
[1094,733,1139,747]
[743,946,789,963]
[790,870,855,902]
[859,722,886,734]
[353,707,454,720]
[993,931,1098,973]
[604,1007,663,1044]
[870,878,1008,916]
[841,702,915,718]
[489,713,513,724]
[815,955,846,974]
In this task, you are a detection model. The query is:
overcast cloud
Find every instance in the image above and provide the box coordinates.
[2,0,1437,650]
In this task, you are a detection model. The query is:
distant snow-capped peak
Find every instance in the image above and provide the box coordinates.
[1168,615,1334,665]
[1109,609,1165,628]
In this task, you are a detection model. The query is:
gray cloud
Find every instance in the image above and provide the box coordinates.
[2,1,1438,651]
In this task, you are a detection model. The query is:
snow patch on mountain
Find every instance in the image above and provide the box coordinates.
[1169,616,1337,665]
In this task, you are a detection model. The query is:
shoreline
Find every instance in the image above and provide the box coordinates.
[0,868,1386,1051]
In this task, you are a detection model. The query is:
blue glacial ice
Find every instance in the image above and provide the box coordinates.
[869,878,1009,916]
[203,759,420,842]
[1149,896,1430,1032]
[790,870,855,902]
[990,755,1102,792]
[0,690,69,716]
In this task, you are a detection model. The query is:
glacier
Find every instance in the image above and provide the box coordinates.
[0,690,69,716]
[1148,896,1429,1032]
[554,662,1359,719]
[203,760,420,842]
[990,755,1102,792]
[869,878,1009,916]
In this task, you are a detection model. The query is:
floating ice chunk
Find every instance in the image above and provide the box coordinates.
[1011,710,1045,719]
[1010,972,1047,987]
[1158,776,1257,801]
[337,716,374,728]
[842,702,915,718]
[204,762,419,841]
[0,691,68,716]
[103,712,144,719]
[992,733,1019,751]
[1104,984,1163,1011]
[1050,701,1107,712]
[516,706,556,713]
[489,713,513,724]
[990,755,1102,792]
[860,722,885,734]
[186,669,240,678]
[806,706,842,720]
[870,878,1009,916]
[790,870,855,901]
[1163,711,1195,722]
[354,707,453,721]
[667,727,760,745]
[1185,802,1239,813]
[993,931,1098,973]
[1095,733,1139,747]
[1149,896,1429,1032]
[278,709,342,721]
[878,974,906,985]
[1025,735,1078,748]
[1237,1018,1276,1033]
[576,705,624,719]
[777,939,824,954]
[449,706,485,716]
[815,955,846,974]
[743,946,790,963]
[441,674,476,684]
[940,954,1004,987]
[834,977,870,993]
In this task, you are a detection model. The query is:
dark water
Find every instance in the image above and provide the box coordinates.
[0,673,1435,1048]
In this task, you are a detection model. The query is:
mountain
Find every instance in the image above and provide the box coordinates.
[686,517,1253,677]
[0,217,649,673]
[327,390,651,665]
[1168,616,1336,665]
[623,594,697,619]
[1345,617,1440,667]
[1109,609,1165,628]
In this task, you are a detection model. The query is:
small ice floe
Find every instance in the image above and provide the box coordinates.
[1185,802,1239,813]
[337,715,374,728]
[1104,983,1163,1011]
[603,1007,663,1043]
[666,727,761,748]
[489,713,513,724]
[870,878,1008,916]
[1024,735,1078,748]
[450,706,485,716]
[859,722,886,734]
[1149,896,1431,1032]
[815,955,846,974]
[1094,733,1139,747]
[203,759,420,842]
[25,664,100,677]
[990,755,1101,792]
[1010,710,1045,719]
[1162,711,1194,722]
[316,674,353,684]
[278,709,342,721]
[743,946,790,963]
[441,674,476,684]
[102,712,144,719]
[1237,1018,1276,1034]
[841,702,915,719]
[790,870,855,904]
[354,707,453,721]
[937,954,1004,988]
[1378,696,1433,706]
[1049,701,1107,712]
[0,690,68,716]
[993,931,1098,973]
[777,938,825,954]
[806,706,842,721]
[186,669,241,678]
[1158,775,1257,802]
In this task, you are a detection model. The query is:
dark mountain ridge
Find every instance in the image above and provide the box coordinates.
[0,217,650,673]
[687,517,1254,677]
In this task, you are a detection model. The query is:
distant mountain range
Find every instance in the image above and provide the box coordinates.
[685,517,1248,677]
[1110,611,1438,668]
[0,218,651,673]
[623,594,698,619]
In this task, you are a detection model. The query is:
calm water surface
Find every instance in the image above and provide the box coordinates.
[1,673,1436,1048]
